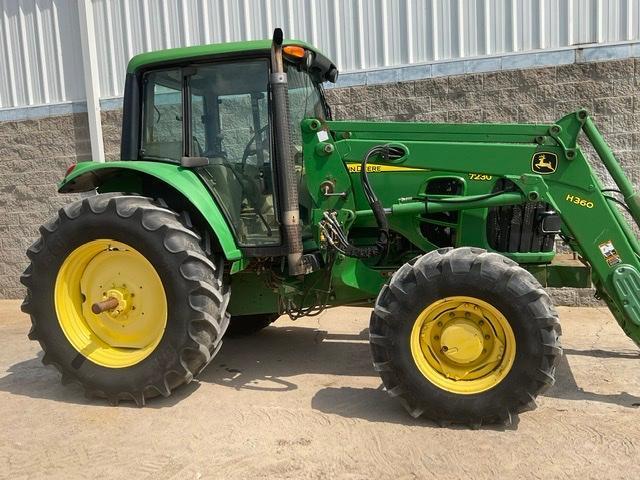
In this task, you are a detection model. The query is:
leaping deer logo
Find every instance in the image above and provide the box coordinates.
[532,152,557,174]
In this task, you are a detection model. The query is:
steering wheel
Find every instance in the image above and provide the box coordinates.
[241,124,269,173]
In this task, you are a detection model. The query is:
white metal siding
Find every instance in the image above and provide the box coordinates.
[0,0,84,108]
[1,0,640,109]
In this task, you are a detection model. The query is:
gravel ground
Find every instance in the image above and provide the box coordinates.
[0,299,639,479]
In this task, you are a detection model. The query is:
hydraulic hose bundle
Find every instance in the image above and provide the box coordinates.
[320,144,403,258]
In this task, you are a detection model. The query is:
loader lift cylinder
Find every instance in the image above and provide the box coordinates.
[270,28,305,276]
[582,117,640,229]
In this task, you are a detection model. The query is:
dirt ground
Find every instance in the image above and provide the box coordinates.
[0,300,639,479]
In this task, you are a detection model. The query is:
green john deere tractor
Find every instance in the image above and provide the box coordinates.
[22,29,640,425]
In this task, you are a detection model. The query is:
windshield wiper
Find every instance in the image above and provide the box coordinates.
[318,84,332,120]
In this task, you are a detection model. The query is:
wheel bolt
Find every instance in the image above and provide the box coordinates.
[92,297,119,314]
[434,335,439,340]
[437,321,443,327]
[484,334,490,340]
[478,320,484,326]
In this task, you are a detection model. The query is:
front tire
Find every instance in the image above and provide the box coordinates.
[369,247,562,426]
[21,193,230,405]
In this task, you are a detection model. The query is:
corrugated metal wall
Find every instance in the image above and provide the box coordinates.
[1,0,640,109]
[0,0,84,108]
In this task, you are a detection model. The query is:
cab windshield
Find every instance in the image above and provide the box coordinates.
[287,62,328,146]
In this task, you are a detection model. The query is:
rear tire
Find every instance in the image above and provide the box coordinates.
[21,193,230,405]
[369,247,562,426]
[226,313,279,336]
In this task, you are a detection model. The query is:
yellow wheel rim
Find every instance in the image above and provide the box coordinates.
[410,296,516,394]
[54,239,167,368]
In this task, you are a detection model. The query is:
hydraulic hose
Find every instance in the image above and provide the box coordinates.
[321,145,403,259]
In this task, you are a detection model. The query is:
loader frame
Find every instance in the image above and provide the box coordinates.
[292,109,640,345]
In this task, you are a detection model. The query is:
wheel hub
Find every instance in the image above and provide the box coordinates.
[410,296,515,394]
[440,319,484,363]
[102,288,130,318]
[55,239,168,368]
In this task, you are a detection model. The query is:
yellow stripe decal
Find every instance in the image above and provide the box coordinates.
[346,163,427,173]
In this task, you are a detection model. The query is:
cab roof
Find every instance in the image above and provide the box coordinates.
[127,38,329,74]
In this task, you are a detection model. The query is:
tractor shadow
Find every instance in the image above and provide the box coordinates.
[3,325,638,419]
[200,325,376,390]
[542,348,640,408]
[203,325,640,428]
[201,325,436,427]
[204,325,517,430]
[0,351,199,409]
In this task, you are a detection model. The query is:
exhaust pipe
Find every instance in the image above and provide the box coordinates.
[270,28,305,276]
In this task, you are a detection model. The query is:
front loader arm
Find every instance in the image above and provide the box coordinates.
[549,112,640,346]
[304,111,640,347]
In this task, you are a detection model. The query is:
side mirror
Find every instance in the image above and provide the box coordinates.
[326,67,339,83]
[180,156,209,168]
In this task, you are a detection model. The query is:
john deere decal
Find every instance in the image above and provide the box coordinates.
[346,163,427,173]
[531,152,558,174]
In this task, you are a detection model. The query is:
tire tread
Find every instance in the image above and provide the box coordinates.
[369,246,562,426]
[21,193,229,406]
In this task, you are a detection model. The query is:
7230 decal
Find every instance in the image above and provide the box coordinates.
[468,173,493,181]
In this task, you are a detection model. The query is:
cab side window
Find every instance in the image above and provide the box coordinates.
[141,69,183,161]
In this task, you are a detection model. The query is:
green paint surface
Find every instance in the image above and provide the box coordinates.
[127,39,325,72]
[59,161,242,261]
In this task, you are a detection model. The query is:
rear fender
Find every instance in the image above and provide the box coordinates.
[59,161,242,261]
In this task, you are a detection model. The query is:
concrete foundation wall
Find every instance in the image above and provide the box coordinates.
[1,57,639,304]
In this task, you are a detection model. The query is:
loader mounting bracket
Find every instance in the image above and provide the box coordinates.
[611,264,640,327]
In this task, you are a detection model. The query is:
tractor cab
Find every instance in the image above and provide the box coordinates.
[120,39,336,251]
